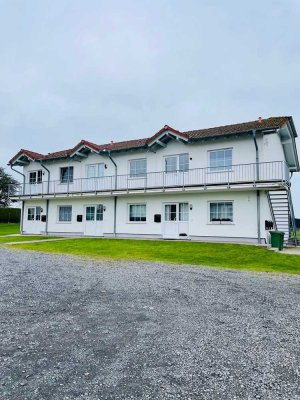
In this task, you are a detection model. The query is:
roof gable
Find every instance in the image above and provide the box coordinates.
[147,125,188,148]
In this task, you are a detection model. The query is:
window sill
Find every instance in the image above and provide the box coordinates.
[127,221,147,224]
[208,222,234,225]
[57,221,72,224]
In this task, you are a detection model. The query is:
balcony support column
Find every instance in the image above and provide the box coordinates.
[113,196,117,237]
[45,199,49,235]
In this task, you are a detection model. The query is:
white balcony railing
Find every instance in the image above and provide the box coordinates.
[10,161,290,197]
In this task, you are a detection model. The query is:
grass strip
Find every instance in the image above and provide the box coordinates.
[0,223,20,236]
[0,236,60,244]
[10,238,300,274]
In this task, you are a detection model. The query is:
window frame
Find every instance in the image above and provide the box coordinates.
[27,206,42,221]
[84,204,104,221]
[57,205,72,223]
[27,207,36,221]
[164,153,189,173]
[28,170,42,184]
[128,203,147,223]
[86,163,105,179]
[208,148,233,172]
[208,201,234,224]
[60,166,74,184]
[128,158,147,178]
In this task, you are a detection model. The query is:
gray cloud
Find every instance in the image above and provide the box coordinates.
[1,0,299,213]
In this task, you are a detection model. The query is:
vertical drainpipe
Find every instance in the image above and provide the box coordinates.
[39,162,50,234]
[104,150,118,237]
[39,162,50,194]
[10,165,26,234]
[252,129,261,244]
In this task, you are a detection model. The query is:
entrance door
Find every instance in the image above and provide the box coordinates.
[163,203,189,239]
[26,206,45,234]
[84,205,104,236]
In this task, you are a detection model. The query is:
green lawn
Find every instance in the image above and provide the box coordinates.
[9,238,300,274]
[0,236,60,244]
[0,223,20,235]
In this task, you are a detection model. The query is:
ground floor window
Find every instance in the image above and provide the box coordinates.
[27,206,42,221]
[58,206,72,222]
[129,204,146,222]
[209,202,233,223]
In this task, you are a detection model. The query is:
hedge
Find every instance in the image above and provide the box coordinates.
[0,208,21,223]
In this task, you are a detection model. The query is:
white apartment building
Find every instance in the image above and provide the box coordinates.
[9,116,299,244]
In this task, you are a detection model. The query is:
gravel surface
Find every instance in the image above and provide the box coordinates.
[0,248,299,400]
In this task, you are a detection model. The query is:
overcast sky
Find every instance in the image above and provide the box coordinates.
[1,0,299,214]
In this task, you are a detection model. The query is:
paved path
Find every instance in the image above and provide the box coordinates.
[0,249,299,400]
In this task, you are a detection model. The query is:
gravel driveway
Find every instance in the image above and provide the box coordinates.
[0,248,299,400]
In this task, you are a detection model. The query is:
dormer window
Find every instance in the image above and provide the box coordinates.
[29,170,42,184]
[60,166,74,183]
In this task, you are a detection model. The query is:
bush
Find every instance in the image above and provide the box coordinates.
[0,208,21,223]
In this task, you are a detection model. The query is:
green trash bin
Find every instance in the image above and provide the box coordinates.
[270,230,285,251]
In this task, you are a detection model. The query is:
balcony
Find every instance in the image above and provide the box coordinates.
[10,161,290,198]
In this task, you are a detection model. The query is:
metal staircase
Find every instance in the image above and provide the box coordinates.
[268,189,298,246]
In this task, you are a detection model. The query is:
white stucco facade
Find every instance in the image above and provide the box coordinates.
[10,118,299,244]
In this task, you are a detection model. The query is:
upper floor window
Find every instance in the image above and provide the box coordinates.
[165,153,189,173]
[209,201,233,223]
[60,166,73,183]
[58,206,72,222]
[29,170,42,184]
[129,159,147,177]
[87,163,105,178]
[209,149,232,171]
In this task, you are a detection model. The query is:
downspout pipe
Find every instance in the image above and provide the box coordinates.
[103,150,118,237]
[10,165,26,234]
[252,129,261,244]
[39,162,51,235]
[10,165,25,195]
[39,161,51,194]
[107,151,117,190]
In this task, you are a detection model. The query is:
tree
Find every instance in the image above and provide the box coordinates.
[0,167,19,207]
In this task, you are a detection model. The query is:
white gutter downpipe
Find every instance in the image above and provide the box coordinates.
[252,129,261,244]
[103,149,118,237]
[10,165,25,234]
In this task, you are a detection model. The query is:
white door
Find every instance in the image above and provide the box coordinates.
[84,205,104,236]
[163,203,189,239]
[26,206,45,234]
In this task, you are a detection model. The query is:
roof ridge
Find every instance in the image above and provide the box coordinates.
[9,116,293,165]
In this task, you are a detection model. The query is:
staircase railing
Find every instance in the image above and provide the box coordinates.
[267,192,277,230]
[287,189,298,246]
